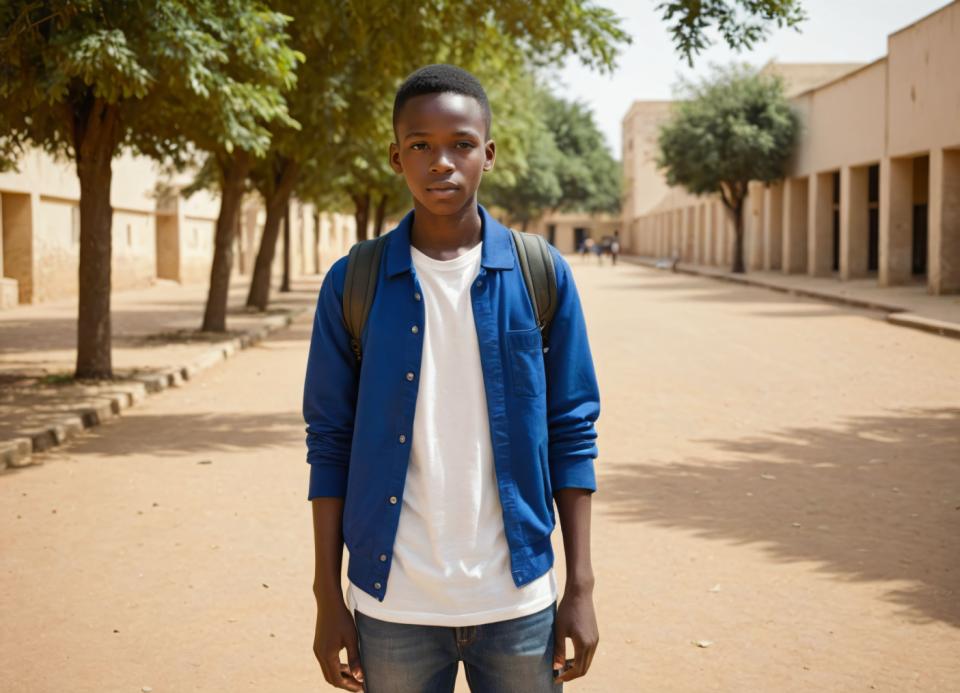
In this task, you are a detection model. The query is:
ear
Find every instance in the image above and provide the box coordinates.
[483,139,496,172]
[389,141,402,174]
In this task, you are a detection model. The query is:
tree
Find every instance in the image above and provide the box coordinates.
[484,122,564,231]
[657,0,806,65]
[0,1,300,376]
[245,151,301,309]
[485,86,621,228]
[181,10,301,332]
[544,94,621,216]
[656,65,799,273]
[243,0,631,311]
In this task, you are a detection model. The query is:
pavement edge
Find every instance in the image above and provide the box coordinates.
[622,255,960,341]
[1,307,309,471]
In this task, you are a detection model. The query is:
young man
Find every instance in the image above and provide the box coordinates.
[304,64,601,692]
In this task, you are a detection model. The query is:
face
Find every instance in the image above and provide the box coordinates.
[390,92,495,215]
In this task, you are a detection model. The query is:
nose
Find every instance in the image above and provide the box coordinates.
[429,148,454,173]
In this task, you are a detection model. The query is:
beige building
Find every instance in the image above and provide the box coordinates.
[0,149,358,310]
[525,210,620,254]
[622,1,960,295]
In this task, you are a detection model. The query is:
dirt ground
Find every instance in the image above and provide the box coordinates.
[2,261,958,692]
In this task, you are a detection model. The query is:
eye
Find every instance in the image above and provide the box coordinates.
[456,141,476,149]
[410,142,427,151]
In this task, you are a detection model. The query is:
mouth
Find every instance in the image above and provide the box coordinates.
[426,183,460,193]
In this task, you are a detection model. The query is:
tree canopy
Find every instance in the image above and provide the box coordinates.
[239,0,631,308]
[0,0,302,376]
[657,0,806,65]
[657,64,799,272]
[484,84,621,230]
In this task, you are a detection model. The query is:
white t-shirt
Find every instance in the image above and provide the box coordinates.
[346,239,557,626]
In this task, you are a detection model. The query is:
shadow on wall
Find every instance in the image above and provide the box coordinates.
[596,407,960,627]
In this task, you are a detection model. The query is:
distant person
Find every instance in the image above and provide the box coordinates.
[594,237,606,265]
[610,230,621,266]
[582,236,595,263]
[303,64,601,692]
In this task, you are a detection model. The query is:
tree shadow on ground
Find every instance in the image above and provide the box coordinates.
[32,409,306,461]
[0,280,320,356]
[0,316,315,457]
[596,407,960,627]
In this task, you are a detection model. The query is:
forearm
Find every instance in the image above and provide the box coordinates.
[554,487,594,593]
[311,497,346,609]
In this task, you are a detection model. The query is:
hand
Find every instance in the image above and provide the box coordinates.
[314,599,365,691]
[552,587,599,682]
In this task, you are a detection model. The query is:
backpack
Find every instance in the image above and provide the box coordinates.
[342,229,557,362]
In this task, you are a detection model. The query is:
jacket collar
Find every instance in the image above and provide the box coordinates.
[384,203,515,278]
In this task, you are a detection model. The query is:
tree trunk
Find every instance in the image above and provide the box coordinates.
[353,192,370,242]
[74,98,120,380]
[521,218,529,232]
[246,158,299,310]
[731,202,746,274]
[373,194,388,237]
[280,201,291,292]
[202,151,251,332]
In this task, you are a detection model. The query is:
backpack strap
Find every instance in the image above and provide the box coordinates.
[342,234,388,362]
[342,229,558,361]
[510,229,558,349]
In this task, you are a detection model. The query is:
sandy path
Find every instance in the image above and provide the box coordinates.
[1,261,958,692]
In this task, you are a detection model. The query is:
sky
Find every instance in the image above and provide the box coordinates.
[549,0,951,155]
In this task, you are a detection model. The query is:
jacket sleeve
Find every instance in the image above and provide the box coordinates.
[543,248,601,493]
[302,256,359,500]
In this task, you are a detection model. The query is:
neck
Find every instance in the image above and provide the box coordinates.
[409,196,482,260]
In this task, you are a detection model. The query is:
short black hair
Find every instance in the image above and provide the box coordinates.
[393,64,492,139]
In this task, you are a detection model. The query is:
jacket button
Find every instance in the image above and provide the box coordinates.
[374,581,381,590]
[389,496,398,504]
[405,371,415,381]
[476,280,483,289]
[398,434,407,444]
[411,325,419,334]
[379,554,387,562]
[413,292,421,301]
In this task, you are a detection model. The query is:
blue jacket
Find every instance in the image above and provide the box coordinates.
[303,203,600,602]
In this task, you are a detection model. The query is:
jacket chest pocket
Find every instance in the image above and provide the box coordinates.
[506,326,546,398]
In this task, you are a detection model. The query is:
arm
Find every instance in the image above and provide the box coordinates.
[311,498,363,691]
[304,258,359,500]
[552,488,598,682]
[542,251,601,682]
[543,251,600,494]
[303,261,364,690]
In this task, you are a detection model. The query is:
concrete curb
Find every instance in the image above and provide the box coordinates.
[622,255,960,341]
[886,312,960,339]
[1,307,308,471]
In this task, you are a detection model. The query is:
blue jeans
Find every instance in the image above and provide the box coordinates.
[353,601,562,692]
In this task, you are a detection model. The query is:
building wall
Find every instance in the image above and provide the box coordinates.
[621,101,675,249]
[1,192,33,303]
[526,211,620,254]
[622,1,960,295]
[0,145,357,308]
[33,198,79,302]
[887,3,960,158]
[177,215,216,284]
[788,59,887,176]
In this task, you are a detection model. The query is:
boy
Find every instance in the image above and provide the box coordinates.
[304,64,601,692]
